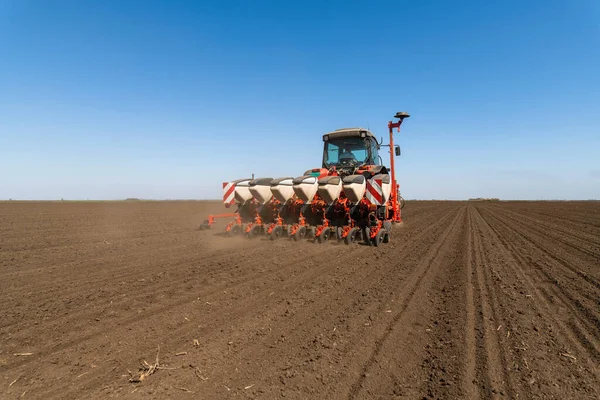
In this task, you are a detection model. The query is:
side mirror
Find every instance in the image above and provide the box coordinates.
[395,146,401,156]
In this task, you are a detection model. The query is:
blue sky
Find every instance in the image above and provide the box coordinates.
[1,0,599,200]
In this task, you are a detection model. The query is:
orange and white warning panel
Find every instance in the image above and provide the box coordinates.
[365,178,384,205]
[222,182,236,205]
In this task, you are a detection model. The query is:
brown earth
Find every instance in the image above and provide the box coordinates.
[1,200,599,399]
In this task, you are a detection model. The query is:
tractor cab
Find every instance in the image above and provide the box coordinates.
[322,128,380,175]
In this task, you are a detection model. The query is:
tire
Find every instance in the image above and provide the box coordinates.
[383,221,392,233]
[248,224,261,238]
[317,227,331,244]
[269,225,283,240]
[373,229,385,247]
[344,227,358,245]
[226,224,241,236]
[362,227,371,245]
[335,227,344,241]
[294,226,307,241]
[200,220,210,230]
[383,230,390,243]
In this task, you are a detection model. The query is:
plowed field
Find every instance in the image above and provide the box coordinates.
[1,201,599,399]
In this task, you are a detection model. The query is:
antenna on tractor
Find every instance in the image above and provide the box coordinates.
[394,112,410,121]
[387,111,410,223]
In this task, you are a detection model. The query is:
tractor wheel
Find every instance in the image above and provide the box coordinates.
[317,227,331,244]
[335,227,345,241]
[200,220,210,230]
[383,221,392,233]
[373,229,385,247]
[362,227,371,246]
[383,230,390,243]
[344,227,358,245]
[248,224,261,239]
[269,225,283,240]
[294,226,307,241]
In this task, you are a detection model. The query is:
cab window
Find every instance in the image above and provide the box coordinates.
[323,137,370,167]
[371,139,381,165]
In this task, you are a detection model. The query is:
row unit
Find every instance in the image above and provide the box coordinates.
[228,173,392,206]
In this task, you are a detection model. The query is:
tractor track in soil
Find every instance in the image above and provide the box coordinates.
[477,209,600,363]
[1,201,599,399]
[472,207,600,397]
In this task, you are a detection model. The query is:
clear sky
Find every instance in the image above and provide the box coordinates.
[1,0,599,200]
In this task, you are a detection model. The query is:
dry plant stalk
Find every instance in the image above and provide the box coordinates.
[129,345,161,383]
[194,367,208,381]
[561,353,577,361]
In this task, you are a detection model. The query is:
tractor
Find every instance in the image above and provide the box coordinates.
[200,111,410,246]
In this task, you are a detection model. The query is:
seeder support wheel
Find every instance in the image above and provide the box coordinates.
[373,229,385,247]
[344,227,359,245]
[335,227,345,242]
[293,226,307,241]
[269,225,283,240]
[317,227,331,244]
[247,224,262,238]
[227,224,242,236]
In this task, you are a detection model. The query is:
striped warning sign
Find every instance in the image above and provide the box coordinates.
[365,178,383,205]
[222,182,235,205]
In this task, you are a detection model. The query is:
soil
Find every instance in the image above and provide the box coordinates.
[1,200,599,399]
